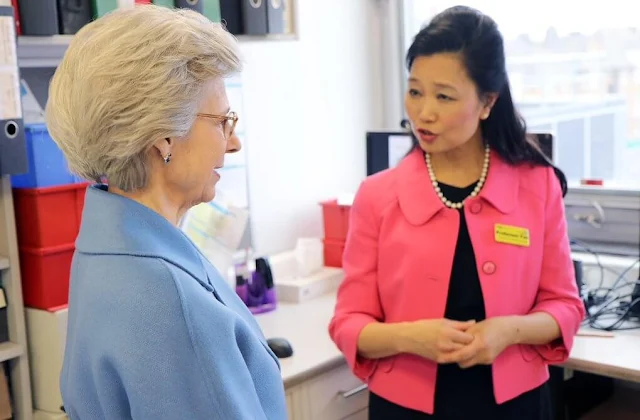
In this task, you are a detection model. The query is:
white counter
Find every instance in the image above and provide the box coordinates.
[567,329,640,382]
[255,293,343,388]
[255,290,640,389]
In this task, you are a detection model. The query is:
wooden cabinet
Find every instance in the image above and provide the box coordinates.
[285,362,369,420]
[343,409,368,420]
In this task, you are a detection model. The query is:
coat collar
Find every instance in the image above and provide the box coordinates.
[76,185,210,290]
[396,148,519,226]
[76,185,281,367]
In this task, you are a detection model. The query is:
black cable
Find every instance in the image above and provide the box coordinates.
[587,258,640,303]
[581,257,640,331]
[568,239,640,331]
[570,239,605,289]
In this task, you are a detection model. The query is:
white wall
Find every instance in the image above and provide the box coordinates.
[240,0,386,255]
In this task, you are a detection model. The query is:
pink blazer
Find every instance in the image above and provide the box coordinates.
[328,149,585,414]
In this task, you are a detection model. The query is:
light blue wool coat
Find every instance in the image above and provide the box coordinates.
[61,185,287,420]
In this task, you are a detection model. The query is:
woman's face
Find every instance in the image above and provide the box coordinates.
[404,53,495,154]
[158,78,241,208]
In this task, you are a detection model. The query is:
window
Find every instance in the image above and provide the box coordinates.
[399,0,639,255]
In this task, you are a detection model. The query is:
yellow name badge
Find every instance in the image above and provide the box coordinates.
[494,224,530,247]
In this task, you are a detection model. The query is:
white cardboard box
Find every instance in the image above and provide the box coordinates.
[26,307,68,413]
[275,267,344,303]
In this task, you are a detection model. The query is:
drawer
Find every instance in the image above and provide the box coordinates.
[344,409,368,420]
[286,390,294,419]
[33,410,68,420]
[307,364,369,420]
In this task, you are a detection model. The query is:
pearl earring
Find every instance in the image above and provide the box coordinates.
[163,153,172,164]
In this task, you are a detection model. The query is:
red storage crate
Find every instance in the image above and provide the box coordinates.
[323,238,345,268]
[13,183,89,248]
[20,243,74,310]
[11,0,21,35]
[320,200,351,242]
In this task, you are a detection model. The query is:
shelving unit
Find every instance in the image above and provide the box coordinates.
[17,36,72,68]
[17,32,298,68]
[10,7,300,418]
[0,176,33,420]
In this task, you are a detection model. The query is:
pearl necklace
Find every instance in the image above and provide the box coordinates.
[425,144,491,209]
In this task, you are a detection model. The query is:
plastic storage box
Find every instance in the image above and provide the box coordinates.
[10,124,81,188]
[13,183,89,248]
[322,238,345,268]
[319,200,351,242]
[20,243,74,310]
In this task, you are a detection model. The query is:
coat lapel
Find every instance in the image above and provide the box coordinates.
[394,148,520,225]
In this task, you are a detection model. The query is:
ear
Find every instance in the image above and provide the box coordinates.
[153,138,172,160]
[480,93,499,120]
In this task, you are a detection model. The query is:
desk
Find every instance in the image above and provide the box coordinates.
[256,294,369,419]
[256,291,640,387]
[256,291,640,419]
[255,293,342,389]
[566,329,640,382]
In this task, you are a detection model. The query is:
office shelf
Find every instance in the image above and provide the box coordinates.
[17,36,72,68]
[0,342,23,363]
[0,176,33,420]
[17,33,297,68]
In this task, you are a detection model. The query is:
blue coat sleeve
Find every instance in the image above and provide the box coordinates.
[104,259,282,420]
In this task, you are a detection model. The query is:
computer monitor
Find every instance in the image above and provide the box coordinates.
[365,131,554,176]
[531,132,554,161]
[365,131,413,176]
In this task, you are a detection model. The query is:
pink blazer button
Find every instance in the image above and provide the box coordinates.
[482,261,496,275]
[470,202,482,214]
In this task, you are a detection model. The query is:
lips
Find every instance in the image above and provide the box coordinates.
[417,128,438,143]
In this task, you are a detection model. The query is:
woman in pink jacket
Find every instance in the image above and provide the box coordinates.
[329,6,585,419]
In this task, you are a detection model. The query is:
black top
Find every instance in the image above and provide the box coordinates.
[369,182,551,420]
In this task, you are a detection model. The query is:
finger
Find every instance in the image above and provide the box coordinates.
[439,348,471,365]
[464,323,480,334]
[448,341,480,363]
[448,329,475,345]
[458,356,479,369]
[436,340,466,352]
[447,319,476,330]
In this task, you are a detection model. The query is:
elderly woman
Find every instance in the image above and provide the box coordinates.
[45,6,287,420]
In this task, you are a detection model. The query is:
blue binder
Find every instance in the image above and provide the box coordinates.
[175,0,203,13]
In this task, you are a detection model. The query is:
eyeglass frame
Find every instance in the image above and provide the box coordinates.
[196,111,239,139]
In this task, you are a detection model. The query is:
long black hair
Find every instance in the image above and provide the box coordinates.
[404,6,567,196]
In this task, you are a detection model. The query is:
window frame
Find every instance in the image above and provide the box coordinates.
[389,0,639,257]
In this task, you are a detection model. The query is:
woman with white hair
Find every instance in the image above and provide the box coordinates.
[45,6,287,420]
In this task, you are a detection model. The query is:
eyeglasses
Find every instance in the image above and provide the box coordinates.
[197,111,238,139]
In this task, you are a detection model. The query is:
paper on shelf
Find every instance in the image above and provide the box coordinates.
[388,134,413,168]
[21,79,45,124]
[0,14,21,120]
[180,191,249,274]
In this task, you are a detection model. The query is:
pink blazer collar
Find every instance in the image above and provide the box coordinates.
[396,148,519,226]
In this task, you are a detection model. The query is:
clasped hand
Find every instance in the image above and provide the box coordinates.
[404,317,515,368]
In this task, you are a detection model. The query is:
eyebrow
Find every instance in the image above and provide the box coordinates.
[433,82,457,92]
[408,77,458,92]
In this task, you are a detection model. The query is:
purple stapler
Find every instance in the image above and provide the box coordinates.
[236,257,276,315]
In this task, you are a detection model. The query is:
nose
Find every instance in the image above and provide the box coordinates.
[226,132,241,154]
[418,99,437,123]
